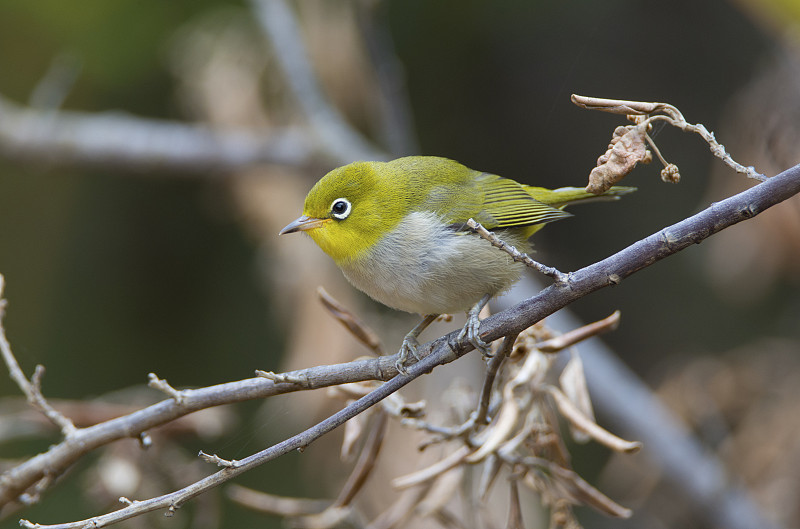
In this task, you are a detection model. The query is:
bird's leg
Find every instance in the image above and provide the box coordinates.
[396,314,439,374]
[455,294,492,358]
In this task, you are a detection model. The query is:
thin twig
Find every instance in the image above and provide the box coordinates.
[0,276,76,438]
[535,310,620,353]
[572,94,766,181]
[18,334,460,529]
[474,334,517,426]
[466,219,568,283]
[318,287,385,356]
[333,410,388,507]
[147,373,185,403]
[9,162,800,527]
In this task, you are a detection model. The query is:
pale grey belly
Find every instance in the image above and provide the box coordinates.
[340,212,527,314]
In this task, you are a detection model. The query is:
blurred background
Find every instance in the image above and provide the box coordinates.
[0,0,799,528]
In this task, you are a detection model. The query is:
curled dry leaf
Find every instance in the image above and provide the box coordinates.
[392,446,471,489]
[226,484,330,516]
[544,462,633,519]
[571,94,662,115]
[340,408,365,460]
[292,505,353,529]
[416,465,464,517]
[546,386,641,453]
[559,352,595,444]
[587,125,652,194]
[477,454,503,501]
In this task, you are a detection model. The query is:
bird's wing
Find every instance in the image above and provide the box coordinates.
[473,173,572,229]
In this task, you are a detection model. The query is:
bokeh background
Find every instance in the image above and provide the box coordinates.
[1,0,799,528]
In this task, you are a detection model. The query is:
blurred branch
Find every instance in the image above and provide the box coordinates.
[0,1,395,173]
[12,158,800,528]
[356,1,419,156]
[0,93,320,173]
[249,0,387,162]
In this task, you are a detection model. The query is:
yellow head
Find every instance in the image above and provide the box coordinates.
[280,161,411,264]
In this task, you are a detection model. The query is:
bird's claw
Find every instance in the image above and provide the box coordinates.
[396,335,421,375]
[457,314,492,359]
[457,294,493,359]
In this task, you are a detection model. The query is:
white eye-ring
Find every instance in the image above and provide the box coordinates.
[330,198,352,220]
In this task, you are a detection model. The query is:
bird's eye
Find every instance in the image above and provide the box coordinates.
[330,198,352,220]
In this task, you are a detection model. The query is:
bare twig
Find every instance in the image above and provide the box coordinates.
[198,451,237,468]
[474,333,517,426]
[536,310,620,353]
[0,276,76,438]
[572,94,766,182]
[147,373,185,404]
[18,334,459,529]
[318,287,385,356]
[466,219,568,283]
[10,161,800,527]
[333,410,388,507]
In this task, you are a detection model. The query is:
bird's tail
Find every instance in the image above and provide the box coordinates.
[525,185,636,208]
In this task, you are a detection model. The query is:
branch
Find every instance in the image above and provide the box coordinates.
[479,163,800,344]
[14,162,800,527]
[0,94,321,173]
[248,0,386,162]
[19,326,460,528]
[0,276,76,438]
[0,354,402,508]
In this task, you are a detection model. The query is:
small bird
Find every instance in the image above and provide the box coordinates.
[280,156,633,371]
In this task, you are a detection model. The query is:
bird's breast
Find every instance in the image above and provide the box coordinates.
[339,211,527,315]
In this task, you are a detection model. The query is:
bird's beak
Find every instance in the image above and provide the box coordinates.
[279,215,329,235]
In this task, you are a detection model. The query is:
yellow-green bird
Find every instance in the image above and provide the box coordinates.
[280,156,632,371]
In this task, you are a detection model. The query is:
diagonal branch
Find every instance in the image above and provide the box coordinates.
[11,161,800,527]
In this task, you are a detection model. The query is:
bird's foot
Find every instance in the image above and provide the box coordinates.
[457,294,493,359]
[396,335,421,375]
[395,314,439,375]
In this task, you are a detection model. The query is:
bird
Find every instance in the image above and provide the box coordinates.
[280,156,633,372]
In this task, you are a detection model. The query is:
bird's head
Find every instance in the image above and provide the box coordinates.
[280,161,407,264]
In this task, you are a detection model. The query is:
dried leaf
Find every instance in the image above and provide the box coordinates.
[335,410,388,506]
[477,454,503,501]
[559,352,595,443]
[340,407,365,460]
[226,484,330,516]
[547,386,641,453]
[393,446,471,489]
[417,466,464,517]
[546,463,632,518]
[587,125,651,194]
[507,479,525,529]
